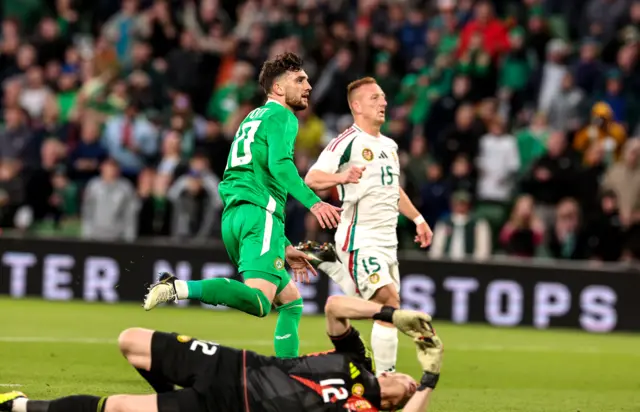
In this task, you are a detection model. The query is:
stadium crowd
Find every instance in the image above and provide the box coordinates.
[0,0,639,262]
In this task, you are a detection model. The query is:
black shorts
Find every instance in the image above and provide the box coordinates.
[150,331,244,412]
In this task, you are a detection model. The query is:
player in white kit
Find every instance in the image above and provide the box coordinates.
[302,77,433,375]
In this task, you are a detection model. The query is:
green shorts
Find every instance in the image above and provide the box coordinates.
[221,203,290,294]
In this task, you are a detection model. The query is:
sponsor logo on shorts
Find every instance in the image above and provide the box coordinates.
[369,273,380,284]
[351,383,365,396]
[176,335,191,343]
[274,257,285,270]
[362,148,374,161]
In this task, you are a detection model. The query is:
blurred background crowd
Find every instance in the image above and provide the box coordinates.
[1,0,639,262]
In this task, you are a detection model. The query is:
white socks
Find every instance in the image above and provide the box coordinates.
[371,321,398,376]
[319,262,357,296]
[174,280,189,300]
[12,397,27,412]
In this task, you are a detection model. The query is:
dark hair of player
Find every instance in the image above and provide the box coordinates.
[258,52,304,95]
[346,77,378,103]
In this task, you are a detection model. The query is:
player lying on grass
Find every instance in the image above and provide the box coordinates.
[143,52,342,359]
[0,295,443,412]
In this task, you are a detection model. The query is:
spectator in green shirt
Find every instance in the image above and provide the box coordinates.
[56,67,79,123]
[206,61,257,125]
[515,112,550,176]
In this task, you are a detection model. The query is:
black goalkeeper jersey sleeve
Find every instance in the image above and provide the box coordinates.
[329,326,376,375]
[242,327,382,412]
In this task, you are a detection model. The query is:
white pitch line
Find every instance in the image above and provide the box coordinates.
[0,384,22,387]
[0,336,636,356]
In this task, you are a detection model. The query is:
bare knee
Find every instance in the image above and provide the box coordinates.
[104,395,131,412]
[106,395,157,412]
[275,280,302,306]
[371,285,400,308]
[118,328,154,369]
[118,328,150,355]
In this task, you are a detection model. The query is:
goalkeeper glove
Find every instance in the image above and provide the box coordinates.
[372,306,443,389]
[415,328,444,391]
[372,306,433,338]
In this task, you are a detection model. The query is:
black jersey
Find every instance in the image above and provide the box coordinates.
[243,327,381,412]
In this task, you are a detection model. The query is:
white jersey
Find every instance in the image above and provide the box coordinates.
[310,124,400,252]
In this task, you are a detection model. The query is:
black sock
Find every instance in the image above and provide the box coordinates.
[43,395,106,412]
[24,400,48,412]
[136,368,174,393]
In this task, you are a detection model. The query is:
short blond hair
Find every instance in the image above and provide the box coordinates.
[347,77,378,103]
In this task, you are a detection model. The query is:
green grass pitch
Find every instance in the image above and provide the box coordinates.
[1,298,640,411]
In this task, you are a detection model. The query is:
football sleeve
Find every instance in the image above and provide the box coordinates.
[329,327,376,374]
[266,114,321,210]
[309,134,353,174]
[309,146,342,174]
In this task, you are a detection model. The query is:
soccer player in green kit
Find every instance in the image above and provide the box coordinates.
[143,52,345,358]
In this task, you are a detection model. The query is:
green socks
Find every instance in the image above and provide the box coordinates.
[274,298,304,358]
[184,280,304,358]
[186,279,272,317]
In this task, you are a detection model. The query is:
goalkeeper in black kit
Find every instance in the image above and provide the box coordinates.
[0,295,444,412]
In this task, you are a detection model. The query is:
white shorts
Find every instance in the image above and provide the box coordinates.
[336,246,400,301]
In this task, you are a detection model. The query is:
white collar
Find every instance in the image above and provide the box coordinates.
[353,123,382,138]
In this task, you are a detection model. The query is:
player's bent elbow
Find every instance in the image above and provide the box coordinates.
[304,171,321,190]
[304,173,315,188]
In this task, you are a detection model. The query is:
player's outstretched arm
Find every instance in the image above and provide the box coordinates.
[266,117,322,210]
[403,323,444,412]
[325,295,432,338]
[266,116,342,228]
[325,295,384,336]
[402,388,434,412]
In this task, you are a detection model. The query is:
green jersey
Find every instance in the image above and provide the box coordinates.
[219,100,321,221]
